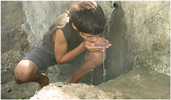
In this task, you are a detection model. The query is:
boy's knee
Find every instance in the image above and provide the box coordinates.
[14,66,31,82]
[91,51,107,66]
[14,60,38,82]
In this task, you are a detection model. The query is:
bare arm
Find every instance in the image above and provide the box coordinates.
[54,29,86,65]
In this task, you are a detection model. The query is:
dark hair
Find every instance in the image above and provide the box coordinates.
[69,1,105,35]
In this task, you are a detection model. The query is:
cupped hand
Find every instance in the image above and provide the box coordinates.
[83,40,102,52]
[94,37,112,49]
[83,37,112,52]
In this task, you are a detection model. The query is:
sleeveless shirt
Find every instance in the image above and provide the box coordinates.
[42,12,84,53]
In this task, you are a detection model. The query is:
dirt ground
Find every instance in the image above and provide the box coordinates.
[1,1,31,84]
[1,2,68,99]
[1,1,33,98]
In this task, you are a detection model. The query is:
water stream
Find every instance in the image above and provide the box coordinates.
[102,51,106,81]
[89,52,94,86]
[101,7,115,82]
[90,7,115,85]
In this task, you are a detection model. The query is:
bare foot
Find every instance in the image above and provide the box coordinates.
[37,75,49,91]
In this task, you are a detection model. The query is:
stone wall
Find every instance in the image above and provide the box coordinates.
[21,1,170,85]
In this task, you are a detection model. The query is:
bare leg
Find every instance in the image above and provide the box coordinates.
[14,60,49,91]
[68,51,106,83]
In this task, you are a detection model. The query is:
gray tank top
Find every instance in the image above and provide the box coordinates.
[42,12,84,53]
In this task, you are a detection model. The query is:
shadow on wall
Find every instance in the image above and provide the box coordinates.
[78,2,133,85]
[104,1,133,83]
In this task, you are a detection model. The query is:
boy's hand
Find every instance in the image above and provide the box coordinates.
[94,37,112,48]
[83,40,101,52]
[83,37,112,52]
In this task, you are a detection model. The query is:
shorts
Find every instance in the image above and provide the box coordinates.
[22,42,86,71]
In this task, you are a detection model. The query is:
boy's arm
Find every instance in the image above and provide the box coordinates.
[54,29,86,65]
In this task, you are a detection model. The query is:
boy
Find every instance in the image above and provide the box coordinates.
[14,1,112,91]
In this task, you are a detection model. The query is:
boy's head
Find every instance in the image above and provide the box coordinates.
[69,1,105,35]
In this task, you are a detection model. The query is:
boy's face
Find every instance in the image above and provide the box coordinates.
[79,32,100,42]
[72,23,100,42]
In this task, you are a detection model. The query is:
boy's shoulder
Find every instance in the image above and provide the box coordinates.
[54,12,69,27]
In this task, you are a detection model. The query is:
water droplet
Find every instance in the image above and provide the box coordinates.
[90,69,94,85]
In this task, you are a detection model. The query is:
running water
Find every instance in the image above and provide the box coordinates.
[90,3,117,84]
[89,52,94,86]
[102,50,106,81]
[90,69,93,86]
[101,7,116,82]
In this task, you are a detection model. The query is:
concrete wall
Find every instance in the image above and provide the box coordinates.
[22,1,115,46]
[22,1,170,84]
[119,1,170,75]
[22,1,72,47]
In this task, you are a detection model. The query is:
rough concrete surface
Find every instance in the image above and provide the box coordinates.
[30,70,170,99]
[1,69,170,99]
[120,1,170,75]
